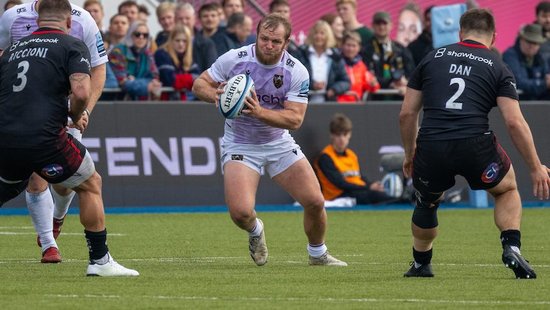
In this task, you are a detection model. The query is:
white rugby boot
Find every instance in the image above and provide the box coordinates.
[249,219,268,266]
[309,251,348,266]
[86,253,139,277]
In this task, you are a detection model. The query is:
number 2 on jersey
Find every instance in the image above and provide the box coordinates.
[445,77,465,110]
[13,60,29,92]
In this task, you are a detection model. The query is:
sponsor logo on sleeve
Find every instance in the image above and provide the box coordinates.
[298,80,309,98]
[95,32,106,57]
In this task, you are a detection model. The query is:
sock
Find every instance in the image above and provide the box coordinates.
[51,189,75,220]
[307,243,327,258]
[26,189,56,252]
[501,230,521,253]
[85,229,109,264]
[248,218,263,237]
[413,247,432,267]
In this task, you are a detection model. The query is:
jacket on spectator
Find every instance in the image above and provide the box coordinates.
[109,44,159,100]
[362,38,415,89]
[337,55,380,103]
[408,30,433,66]
[503,39,550,100]
[295,45,350,102]
[193,30,218,74]
[211,28,239,56]
[155,30,170,47]
[154,48,200,101]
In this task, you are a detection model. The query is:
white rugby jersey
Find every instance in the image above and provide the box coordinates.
[0,0,107,67]
[208,44,310,144]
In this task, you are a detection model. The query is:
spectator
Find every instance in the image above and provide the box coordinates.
[535,1,550,63]
[198,2,222,38]
[109,21,161,100]
[503,24,550,100]
[296,20,350,103]
[336,0,373,52]
[175,2,218,73]
[155,2,176,47]
[138,4,150,23]
[408,5,434,66]
[396,2,423,47]
[269,0,299,56]
[155,25,199,101]
[314,113,397,204]
[221,0,244,24]
[320,13,345,48]
[105,14,129,54]
[3,0,22,11]
[212,12,252,56]
[83,0,105,35]
[337,32,380,103]
[363,11,415,98]
[118,0,139,24]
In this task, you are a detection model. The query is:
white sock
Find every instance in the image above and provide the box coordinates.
[52,189,75,220]
[307,243,327,258]
[248,218,263,237]
[26,189,57,252]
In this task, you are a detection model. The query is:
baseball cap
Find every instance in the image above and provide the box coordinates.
[373,11,391,24]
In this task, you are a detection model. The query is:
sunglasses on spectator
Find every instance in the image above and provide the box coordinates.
[133,32,149,38]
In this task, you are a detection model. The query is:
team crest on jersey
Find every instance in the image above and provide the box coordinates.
[41,164,64,179]
[481,162,499,183]
[273,74,283,89]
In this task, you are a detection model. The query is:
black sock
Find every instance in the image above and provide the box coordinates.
[500,230,521,249]
[413,247,432,265]
[85,229,109,262]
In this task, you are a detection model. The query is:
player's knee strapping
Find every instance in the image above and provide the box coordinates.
[411,191,442,229]
[0,179,29,207]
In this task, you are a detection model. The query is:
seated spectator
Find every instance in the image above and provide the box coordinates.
[105,14,129,53]
[336,0,373,52]
[155,2,176,47]
[320,13,345,48]
[362,11,415,99]
[175,2,218,73]
[83,0,105,36]
[503,24,550,100]
[4,0,22,11]
[396,2,423,47]
[212,12,253,56]
[198,2,222,39]
[408,5,434,66]
[296,20,350,103]
[269,0,299,56]
[337,32,380,103]
[138,4,150,23]
[118,0,139,24]
[154,25,200,101]
[109,21,161,100]
[535,1,550,64]
[313,113,397,205]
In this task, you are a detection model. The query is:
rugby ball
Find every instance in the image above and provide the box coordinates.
[382,172,404,198]
[218,74,255,119]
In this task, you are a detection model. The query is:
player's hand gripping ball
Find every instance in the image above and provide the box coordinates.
[218,74,255,119]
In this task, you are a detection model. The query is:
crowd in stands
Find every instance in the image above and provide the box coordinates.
[3,0,550,102]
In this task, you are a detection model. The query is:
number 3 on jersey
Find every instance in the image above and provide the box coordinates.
[445,77,465,110]
[13,60,29,92]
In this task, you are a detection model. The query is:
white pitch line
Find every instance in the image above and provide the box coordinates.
[0,232,125,236]
[44,294,550,306]
[2,256,549,268]
[0,226,34,229]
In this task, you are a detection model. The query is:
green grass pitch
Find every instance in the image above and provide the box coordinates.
[0,208,549,309]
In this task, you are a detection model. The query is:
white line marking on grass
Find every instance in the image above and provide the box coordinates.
[0,226,33,229]
[0,232,125,236]
[44,294,550,306]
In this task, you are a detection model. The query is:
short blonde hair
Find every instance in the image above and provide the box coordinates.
[156,2,175,19]
[305,20,336,49]
[335,0,356,9]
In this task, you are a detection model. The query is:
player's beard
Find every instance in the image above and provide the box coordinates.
[255,45,283,65]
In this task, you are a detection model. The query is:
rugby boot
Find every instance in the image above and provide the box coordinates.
[502,245,536,279]
[404,262,434,277]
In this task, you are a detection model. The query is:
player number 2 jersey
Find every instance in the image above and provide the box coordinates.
[408,40,518,141]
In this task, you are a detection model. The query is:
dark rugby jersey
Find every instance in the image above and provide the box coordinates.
[408,40,518,141]
[0,28,91,148]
